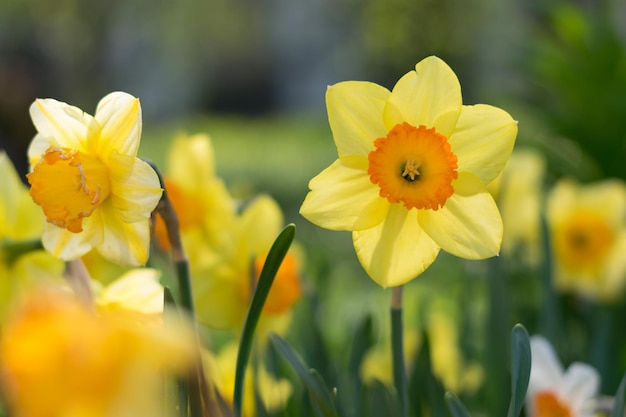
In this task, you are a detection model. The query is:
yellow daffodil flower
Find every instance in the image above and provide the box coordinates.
[547,178,626,302]
[0,151,65,317]
[194,194,302,334]
[0,285,195,417]
[155,133,236,269]
[26,92,163,266]
[300,56,517,286]
[525,335,599,417]
[490,149,546,266]
[203,343,292,417]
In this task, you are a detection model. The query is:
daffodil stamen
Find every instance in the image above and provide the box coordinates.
[27,146,111,233]
[401,159,421,181]
[368,122,458,210]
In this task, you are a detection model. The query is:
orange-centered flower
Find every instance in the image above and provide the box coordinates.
[368,123,458,210]
[26,92,162,266]
[300,56,518,286]
[547,178,626,302]
[526,335,599,417]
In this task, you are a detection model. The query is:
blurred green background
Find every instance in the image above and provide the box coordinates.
[3,0,626,415]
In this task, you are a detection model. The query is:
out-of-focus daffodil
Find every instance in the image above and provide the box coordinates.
[300,56,517,287]
[547,179,626,302]
[194,194,302,334]
[94,268,164,322]
[525,335,599,417]
[0,285,195,417]
[489,149,546,266]
[0,151,65,317]
[26,92,162,266]
[155,133,236,269]
[203,343,292,417]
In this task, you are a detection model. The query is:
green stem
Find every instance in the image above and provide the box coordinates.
[392,285,408,417]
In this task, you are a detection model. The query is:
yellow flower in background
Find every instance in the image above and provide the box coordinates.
[155,133,236,269]
[300,56,517,287]
[0,151,65,317]
[204,343,292,417]
[0,286,194,417]
[26,92,162,266]
[194,194,302,334]
[547,178,626,302]
[490,149,546,266]
[525,335,599,417]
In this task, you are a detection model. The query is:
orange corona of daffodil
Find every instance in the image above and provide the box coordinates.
[547,178,626,302]
[26,92,163,266]
[300,56,518,286]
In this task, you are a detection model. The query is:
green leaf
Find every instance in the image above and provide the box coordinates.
[610,371,626,417]
[445,392,471,417]
[507,324,531,417]
[270,333,339,417]
[233,223,296,417]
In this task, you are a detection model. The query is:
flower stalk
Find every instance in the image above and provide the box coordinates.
[391,285,408,417]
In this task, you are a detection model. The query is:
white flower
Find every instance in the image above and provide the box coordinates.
[526,336,599,417]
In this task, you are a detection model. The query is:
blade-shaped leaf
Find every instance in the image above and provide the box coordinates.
[445,392,471,417]
[270,333,339,417]
[507,324,531,417]
[233,224,296,417]
[611,372,626,417]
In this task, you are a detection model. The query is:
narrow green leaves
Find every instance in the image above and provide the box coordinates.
[445,392,471,417]
[233,223,296,417]
[611,371,626,417]
[507,324,531,417]
[270,333,339,417]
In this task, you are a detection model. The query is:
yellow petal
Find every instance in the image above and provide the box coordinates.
[110,157,162,223]
[95,92,142,159]
[300,156,388,231]
[238,194,284,255]
[194,264,246,329]
[326,81,390,157]
[448,104,518,184]
[29,98,94,152]
[167,133,218,188]
[41,212,103,260]
[97,203,150,266]
[353,204,440,287]
[384,56,462,138]
[418,173,502,259]
[97,268,163,316]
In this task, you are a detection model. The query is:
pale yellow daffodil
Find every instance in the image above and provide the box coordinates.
[26,92,162,266]
[547,178,626,302]
[155,133,236,269]
[300,56,517,286]
[525,335,599,417]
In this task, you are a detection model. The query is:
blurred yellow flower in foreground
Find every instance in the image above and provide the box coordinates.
[0,151,65,317]
[204,343,292,417]
[525,335,599,417]
[300,56,517,287]
[547,178,626,302]
[0,286,194,417]
[26,92,162,266]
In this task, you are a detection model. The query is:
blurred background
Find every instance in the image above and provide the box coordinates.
[3,0,626,415]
